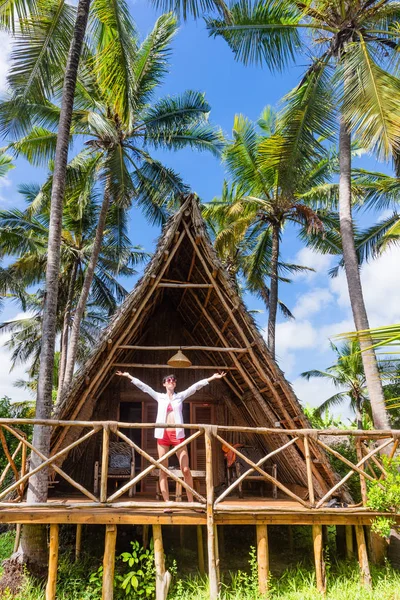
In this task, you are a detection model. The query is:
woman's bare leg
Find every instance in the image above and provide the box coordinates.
[177,446,194,502]
[157,443,170,502]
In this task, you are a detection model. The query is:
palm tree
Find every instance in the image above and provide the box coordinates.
[301,341,395,429]
[203,108,335,358]
[206,0,400,429]
[0,182,146,397]
[4,12,224,398]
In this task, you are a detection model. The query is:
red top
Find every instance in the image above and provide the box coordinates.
[166,403,173,413]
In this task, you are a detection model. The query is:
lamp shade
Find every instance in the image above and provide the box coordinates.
[167,349,192,368]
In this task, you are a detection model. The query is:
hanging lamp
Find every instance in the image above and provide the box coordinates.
[167,348,192,368]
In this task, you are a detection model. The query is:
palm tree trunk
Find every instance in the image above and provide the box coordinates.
[339,118,389,430]
[19,0,92,570]
[61,180,111,396]
[57,259,79,403]
[267,221,280,359]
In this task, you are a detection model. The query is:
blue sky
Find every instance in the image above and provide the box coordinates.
[1,2,399,422]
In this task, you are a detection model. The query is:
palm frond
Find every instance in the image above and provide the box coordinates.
[206,0,302,70]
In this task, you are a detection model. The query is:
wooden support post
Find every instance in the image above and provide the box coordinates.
[101,426,110,503]
[345,525,354,560]
[143,524,149,549]
[370,529,387,565]
[312,524,326,594]
[45,524,59,600]
[355,525,372,587]
[13,523,22,554]
[197,525,205,575]
[102,525,117,600]
[304,435,315,507]
[75,524,82,561]
[153,524,171,600]
[356,439,367,506]
[205,427,219,600]
[256,524,269,596]
[288,527,294,554]
[214,525,220,584]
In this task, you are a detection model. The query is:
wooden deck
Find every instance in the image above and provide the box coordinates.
[1,495,398,526]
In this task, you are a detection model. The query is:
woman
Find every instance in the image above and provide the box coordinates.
[116,370,226,510]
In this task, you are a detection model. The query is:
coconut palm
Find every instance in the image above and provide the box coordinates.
[206,0,400,429]
[4,12,224,398]
[301,341,396,429]
[202,108,338,358]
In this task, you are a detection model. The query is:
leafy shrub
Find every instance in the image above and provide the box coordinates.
[367,456,400,537]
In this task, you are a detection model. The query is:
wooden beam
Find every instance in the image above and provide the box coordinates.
[256,524,269,595]
[158,283,212,288]
[355,525,371,587]
[153,524,171,600]
[13,523,22,554]
[45,524,59,600]
[197,525,205,575]
[112,363,236,370]
[117,345,248,353]
[205,427,219,600]
[304,435,315,507]
[312,524,326,594]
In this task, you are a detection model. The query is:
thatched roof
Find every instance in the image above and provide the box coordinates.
[54,194,341,498]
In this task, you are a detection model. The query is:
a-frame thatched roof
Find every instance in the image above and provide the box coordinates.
[54,194,340,498]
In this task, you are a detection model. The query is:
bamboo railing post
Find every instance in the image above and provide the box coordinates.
[101,425,110,503]
[356,440,367,506]
[355,525,372,587]
[102,524,117,600]
[197,525,205,575]
[205,426,218,600]
[304,435,315,507]
[256,525,269,596]
[45,524,59,600]
[75,524,82,561]
[312,524,326,594]
[153,524,171,600]
[345,525,354,560]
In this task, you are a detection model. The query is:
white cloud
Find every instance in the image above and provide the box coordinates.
[0,31,11,96]
[330,245,400,325]
[293,247,334,281]
[274,319,318,354]
[292,375,351,420]
[293,287,333,319]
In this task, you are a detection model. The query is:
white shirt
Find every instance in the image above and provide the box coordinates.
[130,377,209,439]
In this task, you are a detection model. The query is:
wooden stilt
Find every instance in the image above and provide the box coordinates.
[214,525,220,584]
[256,524,269,596]
[197,525,205,575]
[205,427,219,600]
[45,524,59,600]
[335,525,346,558]
[153,524,171,600]
[345,525,354,560]
[355,525,372,587]
[370,529,387,565]
[143,524,149,549]
[75,524,82,561]
[179,525,184,547]
[102,524,117,600]
[312,524,326,594]
[13,523,22,554]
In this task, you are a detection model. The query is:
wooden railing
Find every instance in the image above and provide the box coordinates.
[0,419,399,511]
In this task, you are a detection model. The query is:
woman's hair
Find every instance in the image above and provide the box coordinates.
[163,374,177,383]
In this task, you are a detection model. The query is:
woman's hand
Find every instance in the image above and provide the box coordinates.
[116,370,131,379]
[209,371,227,381]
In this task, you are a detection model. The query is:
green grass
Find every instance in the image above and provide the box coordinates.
[1,530,400,600]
